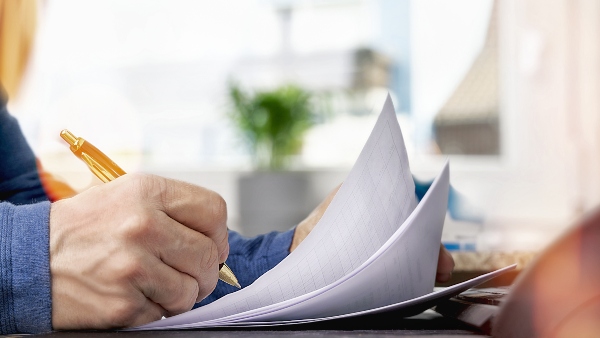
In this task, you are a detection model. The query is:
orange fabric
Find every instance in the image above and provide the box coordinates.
[0,0,37,99]
[36,159,77,201]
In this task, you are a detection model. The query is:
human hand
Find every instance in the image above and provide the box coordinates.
[434,244,455,282]
[290,185,455,283]
[49,173,229,329]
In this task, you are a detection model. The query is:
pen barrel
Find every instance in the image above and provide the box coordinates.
[71,140,127,183]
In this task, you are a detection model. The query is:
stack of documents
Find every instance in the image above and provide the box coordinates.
[136,95,514,330]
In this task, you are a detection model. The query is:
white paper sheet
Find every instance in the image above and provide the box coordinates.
[189,264,516,328]
[137,94,418,330]
[147,160,450,329]
[211,161,449,324]
[133,95,512,331]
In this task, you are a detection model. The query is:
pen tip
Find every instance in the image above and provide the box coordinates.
[219,262,241,289]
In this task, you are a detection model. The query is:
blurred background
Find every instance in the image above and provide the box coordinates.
[3,0,600,272]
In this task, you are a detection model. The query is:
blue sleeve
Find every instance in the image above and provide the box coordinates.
[0,95,47,205]
[0,201,52,334]
[414,176,484,223]
[195,228,294,307]
[0,92,52,334]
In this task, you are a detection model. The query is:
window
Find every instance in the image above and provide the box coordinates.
[11,0,600,248]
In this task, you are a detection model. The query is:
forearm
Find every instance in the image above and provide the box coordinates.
[0,201,52,334]
[196,229,294,307]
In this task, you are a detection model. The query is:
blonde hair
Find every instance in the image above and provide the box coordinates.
[0,0,37,99]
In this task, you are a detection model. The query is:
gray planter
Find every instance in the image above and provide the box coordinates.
[238,171,315,237]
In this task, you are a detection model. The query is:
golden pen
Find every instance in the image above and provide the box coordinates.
[60,129,241,289]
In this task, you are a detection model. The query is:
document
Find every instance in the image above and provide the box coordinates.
[135,95,514,330]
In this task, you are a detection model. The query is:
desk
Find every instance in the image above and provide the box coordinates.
[33,257,521,338]
[37,311,487,337]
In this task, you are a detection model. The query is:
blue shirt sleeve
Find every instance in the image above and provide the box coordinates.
[195,228,294,307]
[0,96,48,205]
[0,201,52,334]
[414,176,484,223]
[0,92,52,334]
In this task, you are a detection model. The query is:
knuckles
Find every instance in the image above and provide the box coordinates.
[112,253,147,285]
[124,173,167,204]
[118,211,156,243]
[99,173,224,315]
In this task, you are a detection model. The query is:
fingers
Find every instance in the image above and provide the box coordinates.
[126,301,166,328]
[436,244,455,282]
[143,210,220,302]
[133,174,229,263]
[291,184,342,252]
[134,254,216,316]
[103,294,166,329]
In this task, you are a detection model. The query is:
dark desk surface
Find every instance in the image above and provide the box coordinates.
[30,269,515,338]
[35,311,488,338]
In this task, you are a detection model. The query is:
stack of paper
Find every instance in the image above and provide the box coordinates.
[135,95,514,330]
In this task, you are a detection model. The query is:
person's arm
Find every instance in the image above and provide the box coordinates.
[0,95,231,333]
[0,89,54,334]
[0,93,48,204]
[196,229,294,307]
[0,201,52,334]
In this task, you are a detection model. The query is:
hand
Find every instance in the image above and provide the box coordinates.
[291,185,455,283]
[49,173,229,329]
[435,245,455,283]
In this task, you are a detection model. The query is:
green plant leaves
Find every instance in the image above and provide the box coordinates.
[228,83,315,170]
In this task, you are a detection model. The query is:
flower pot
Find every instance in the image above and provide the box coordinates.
[238,171,314,237]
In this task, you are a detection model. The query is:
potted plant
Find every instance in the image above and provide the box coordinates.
[228,83,315,170]
[227,83,318,236]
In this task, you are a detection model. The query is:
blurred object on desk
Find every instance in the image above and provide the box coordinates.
[493,206,600,338]
[434,287,510,335]
[451,251,537,271]
[436,251,537,288]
